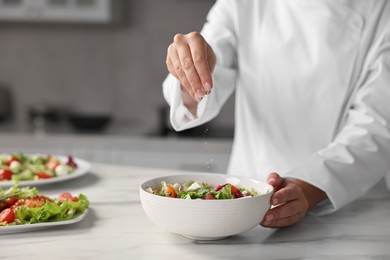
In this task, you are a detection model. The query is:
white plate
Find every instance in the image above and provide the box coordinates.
[0,156,91,188]
[0,210,88,234]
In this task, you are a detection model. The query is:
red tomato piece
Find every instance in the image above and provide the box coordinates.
[0,208,16,223]
[58,192,72,202]
[36,172,53,179]
[231,185,243,198]
[58,192,78,202]
[164,186,177,198]
[5,197,18,207]
[0,169,13,180]
[204,193,216,200]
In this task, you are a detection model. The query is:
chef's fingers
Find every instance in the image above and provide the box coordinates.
[174,34,205,101]
[260,198,307,228]
[271,181,304,206]
[186,32,214,94]
[166,44,178,77]
[167,43,199,101]
[261,182,309,228]
[271,199,305,219]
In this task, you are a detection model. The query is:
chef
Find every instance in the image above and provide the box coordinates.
[162,0,390,228]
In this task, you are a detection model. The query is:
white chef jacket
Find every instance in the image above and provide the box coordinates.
[163,0,390,215]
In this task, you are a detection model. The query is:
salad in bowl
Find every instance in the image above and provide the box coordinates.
[140,173,273,240]
[146,180,260,200]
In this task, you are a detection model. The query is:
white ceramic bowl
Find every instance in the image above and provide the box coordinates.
[140,173,273,240]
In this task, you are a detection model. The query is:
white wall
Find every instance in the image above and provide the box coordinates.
[0,0,235,136]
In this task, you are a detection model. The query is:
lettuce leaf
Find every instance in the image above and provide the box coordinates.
[15,194,89,224]
[178,186,212,199]
[214,185,233,199]
[0,185,39,202]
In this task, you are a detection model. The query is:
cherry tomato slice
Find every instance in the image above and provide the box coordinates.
[0,169,13,180]
[36,172,53,179]
[5,197,18,207]
[164,186,177,198]
[58,192,78,202]
[0,208,16,223]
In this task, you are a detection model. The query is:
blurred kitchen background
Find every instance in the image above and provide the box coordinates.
[0,0,234,173]
[0,0,235,139]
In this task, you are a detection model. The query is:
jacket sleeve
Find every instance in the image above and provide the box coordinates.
[162,0,238,131]
[287,31,390,215]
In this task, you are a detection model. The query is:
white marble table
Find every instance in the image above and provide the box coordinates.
[2,163,390,260]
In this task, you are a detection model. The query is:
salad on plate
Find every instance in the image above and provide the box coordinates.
[146,180,259,200]
[0,184,89,227]
[0,152,78,182]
